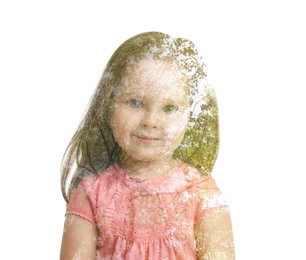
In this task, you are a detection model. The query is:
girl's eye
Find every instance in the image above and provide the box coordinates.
[163,104,179,113]
[127,98,143,108]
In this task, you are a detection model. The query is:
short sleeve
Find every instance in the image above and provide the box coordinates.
[194,177,228,223]
[65,175,98,225]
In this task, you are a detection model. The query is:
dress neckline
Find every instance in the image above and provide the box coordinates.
[108,162,209,194]
[113,161,185,183]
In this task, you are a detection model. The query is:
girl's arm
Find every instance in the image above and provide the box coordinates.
[60,214,97,259]
[194,208,235,260]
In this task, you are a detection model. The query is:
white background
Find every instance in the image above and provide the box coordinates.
[1,0,305,259]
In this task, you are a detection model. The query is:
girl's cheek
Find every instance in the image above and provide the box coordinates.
[165,114,189,142]
[166,121,186,139]
[166,124,178,137]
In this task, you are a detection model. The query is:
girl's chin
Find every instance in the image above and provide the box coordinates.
[123,152,174,164]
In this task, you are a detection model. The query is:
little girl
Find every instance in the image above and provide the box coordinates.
[60,32,235,259]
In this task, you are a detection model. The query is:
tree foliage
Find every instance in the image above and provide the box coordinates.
[174,86,219,174]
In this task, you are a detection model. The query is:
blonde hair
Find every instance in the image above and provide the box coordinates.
[61,32,219,202]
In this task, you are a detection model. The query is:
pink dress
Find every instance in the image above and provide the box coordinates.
[66,163,227,259]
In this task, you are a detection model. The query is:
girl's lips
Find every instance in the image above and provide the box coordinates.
[139,136,159,140]
[134,135,160,142]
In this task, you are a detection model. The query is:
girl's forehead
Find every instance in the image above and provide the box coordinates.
[122,57,188,92]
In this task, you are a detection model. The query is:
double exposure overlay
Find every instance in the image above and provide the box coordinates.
[60,32,234,259]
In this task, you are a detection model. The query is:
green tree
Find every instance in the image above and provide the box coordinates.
[174,87,219,174]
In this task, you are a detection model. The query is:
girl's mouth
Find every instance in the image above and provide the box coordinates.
[134,135,160,142]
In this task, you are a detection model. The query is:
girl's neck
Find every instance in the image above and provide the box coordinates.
[119,156,177,179]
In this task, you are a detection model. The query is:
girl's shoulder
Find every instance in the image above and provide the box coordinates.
[178,162,212,183]
[179,164,228,214]
[78,165,120,195]
[173,162,218,193]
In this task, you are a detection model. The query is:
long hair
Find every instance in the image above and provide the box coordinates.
[61,32,219,202]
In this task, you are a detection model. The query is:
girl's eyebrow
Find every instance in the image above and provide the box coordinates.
[117,91,144,101]
[164,95,188,103]
[121,91,143,97]
[120,90,145,96]
[162,97,189,106]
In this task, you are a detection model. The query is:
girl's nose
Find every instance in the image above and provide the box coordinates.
[141,110,161,128]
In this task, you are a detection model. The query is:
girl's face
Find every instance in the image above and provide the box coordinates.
[111,57,190,163]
